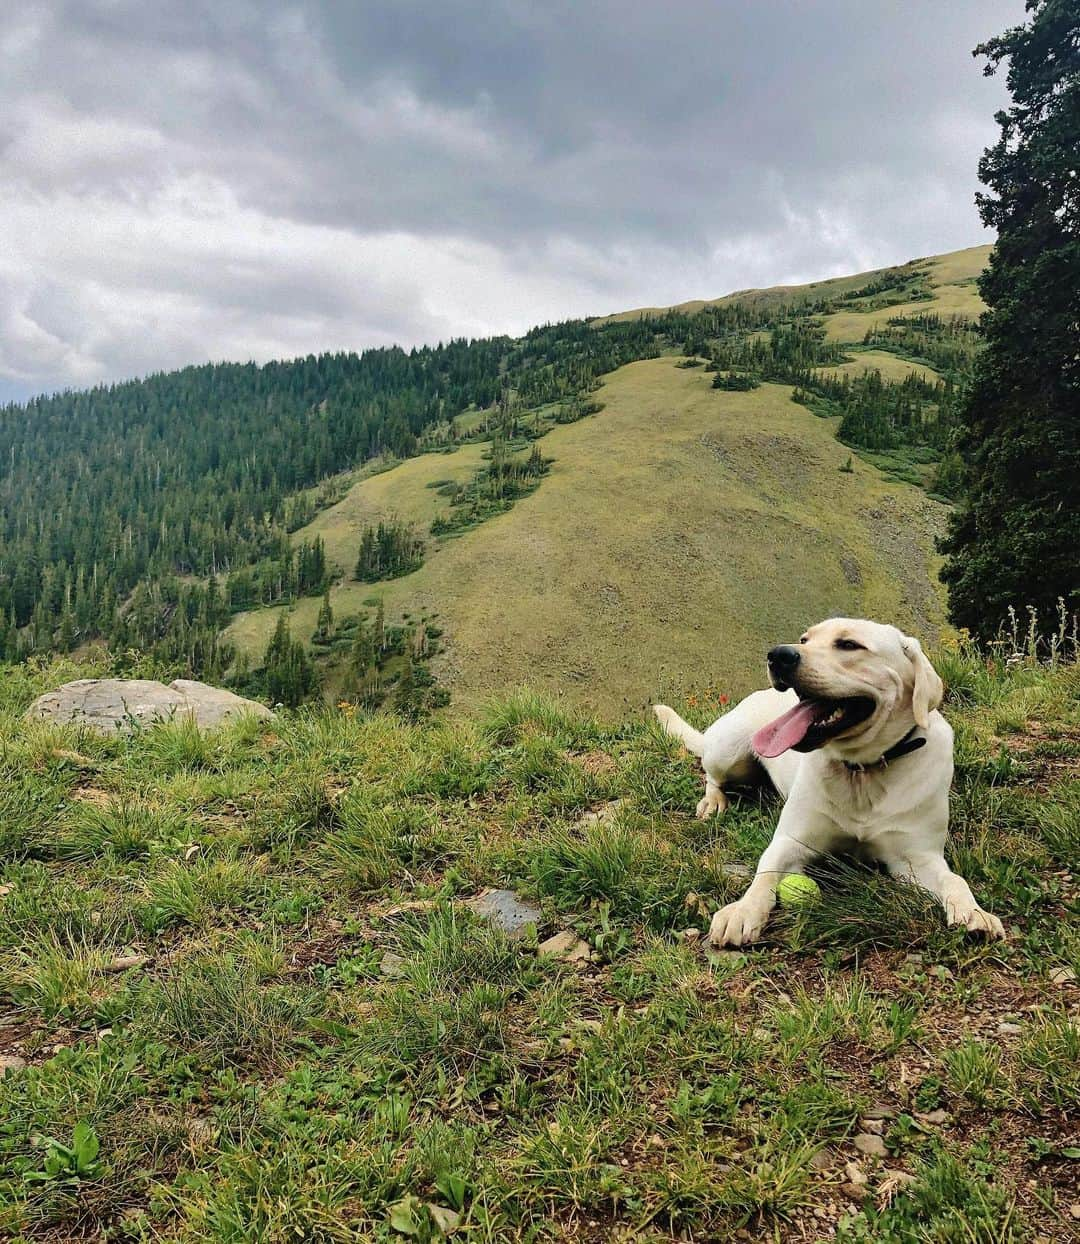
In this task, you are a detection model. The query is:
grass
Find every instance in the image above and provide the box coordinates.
[228,358,948,716]
[225,247,993,716]
[0,643,1077,1240]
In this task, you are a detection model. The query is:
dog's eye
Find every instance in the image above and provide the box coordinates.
[799,635,809,645]
[834,638,864,651]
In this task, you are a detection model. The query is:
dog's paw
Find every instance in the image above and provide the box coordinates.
[946,899,1006,940]
[695,789,727,820]
[708,900,767,947]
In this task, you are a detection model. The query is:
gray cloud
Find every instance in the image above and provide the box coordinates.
[0,0,1022,400]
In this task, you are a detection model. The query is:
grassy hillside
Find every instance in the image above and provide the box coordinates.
[228,357,947,714]
[1,641,1076,1240]
[598,244,989,332]
[224,244,989,714]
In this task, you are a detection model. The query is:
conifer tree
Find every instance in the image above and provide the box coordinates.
[314,589,334,642]
[940,1,1080,637]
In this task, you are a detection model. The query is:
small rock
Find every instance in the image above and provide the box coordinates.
[463,889,542,939]
[859,1118,885,1134]
[844,1161,867,1186]
[915,1109,949,1126]
[883,1169,916,1189]
[580,799,627,827]
[0,1054,27,1074]
[380,952,406,979]
[997,1021,1022,1036]
[1048,967,1076,986]
[853,1133,888,1158]
[105,953,150,973]
[680,928,701,945]
[810,1150,832,1171]
[537,930,592,963]
[1069,1203,1080,1221]
[862,1103,895,1120]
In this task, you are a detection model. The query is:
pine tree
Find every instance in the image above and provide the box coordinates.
[393,654,419,721]
[940,1,1080,638]
[314,589,334,643]
[350,615,376,674]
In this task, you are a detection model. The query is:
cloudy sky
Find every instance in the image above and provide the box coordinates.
[1,1,1022,402]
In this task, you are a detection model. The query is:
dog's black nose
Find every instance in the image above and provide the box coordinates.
[767,645,800,673]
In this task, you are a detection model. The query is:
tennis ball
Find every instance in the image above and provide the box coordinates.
[776,874,820,907]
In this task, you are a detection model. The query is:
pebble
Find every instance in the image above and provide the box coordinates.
[862,1103,895,1120]
[844,1161,867,1186]
[883,1169,916,1189]
[537,930,592,963]
[379,951,406,979]
[105,953,150,973]
[859,1118,885,1134]
[0,1054,27,1073]
[853,1133,888,1158]
[915,1109,949,1125]
[1048,967,1076,986]
[810,1150,832,1171]
[997,1021,1022,1036]
[680,928,701,945]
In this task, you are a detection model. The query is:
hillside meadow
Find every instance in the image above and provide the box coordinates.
[0,637,1076,1240]
[226,246,989,715]
[228,360,946,716]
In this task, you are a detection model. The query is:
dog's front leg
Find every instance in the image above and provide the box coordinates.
[887,851,1006,940]
[708,827,820,947]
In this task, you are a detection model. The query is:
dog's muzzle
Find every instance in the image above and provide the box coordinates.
[767,644,800,691]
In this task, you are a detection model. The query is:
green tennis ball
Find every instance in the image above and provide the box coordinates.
[777,874,820,907]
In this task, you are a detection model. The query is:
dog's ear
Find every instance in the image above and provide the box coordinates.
[901,634,943,729]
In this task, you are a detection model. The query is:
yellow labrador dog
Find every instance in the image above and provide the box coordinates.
[654,618,1005,946]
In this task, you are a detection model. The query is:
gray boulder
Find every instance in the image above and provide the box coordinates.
[26,678,273,735]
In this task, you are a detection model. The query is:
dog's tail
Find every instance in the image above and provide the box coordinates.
[652,704,705,757]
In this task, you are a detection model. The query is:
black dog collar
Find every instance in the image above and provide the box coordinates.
[844,726,926,773]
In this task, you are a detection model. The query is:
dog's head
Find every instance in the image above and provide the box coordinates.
[753,618,943,759]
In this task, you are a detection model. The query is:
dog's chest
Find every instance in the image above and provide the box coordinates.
[821,764,894,826]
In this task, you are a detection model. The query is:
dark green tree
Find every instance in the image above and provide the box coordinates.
[314,589,334,643]
[393,653,420,721]
[263,614,317,707]
[350,615,376,674]
[940,1,1080,638]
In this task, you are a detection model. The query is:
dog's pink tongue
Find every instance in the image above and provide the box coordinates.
[752,700,826,758]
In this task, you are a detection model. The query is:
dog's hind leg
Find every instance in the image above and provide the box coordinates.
[697,777,727,820]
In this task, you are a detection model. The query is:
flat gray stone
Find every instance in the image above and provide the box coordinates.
[380,951,407,979]
[26,678,273,735]
[853,1133,888,1158]
[0,1054,27,1073]
[464,889,542,939]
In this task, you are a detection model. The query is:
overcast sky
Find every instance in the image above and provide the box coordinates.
[0,1,1023,402]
